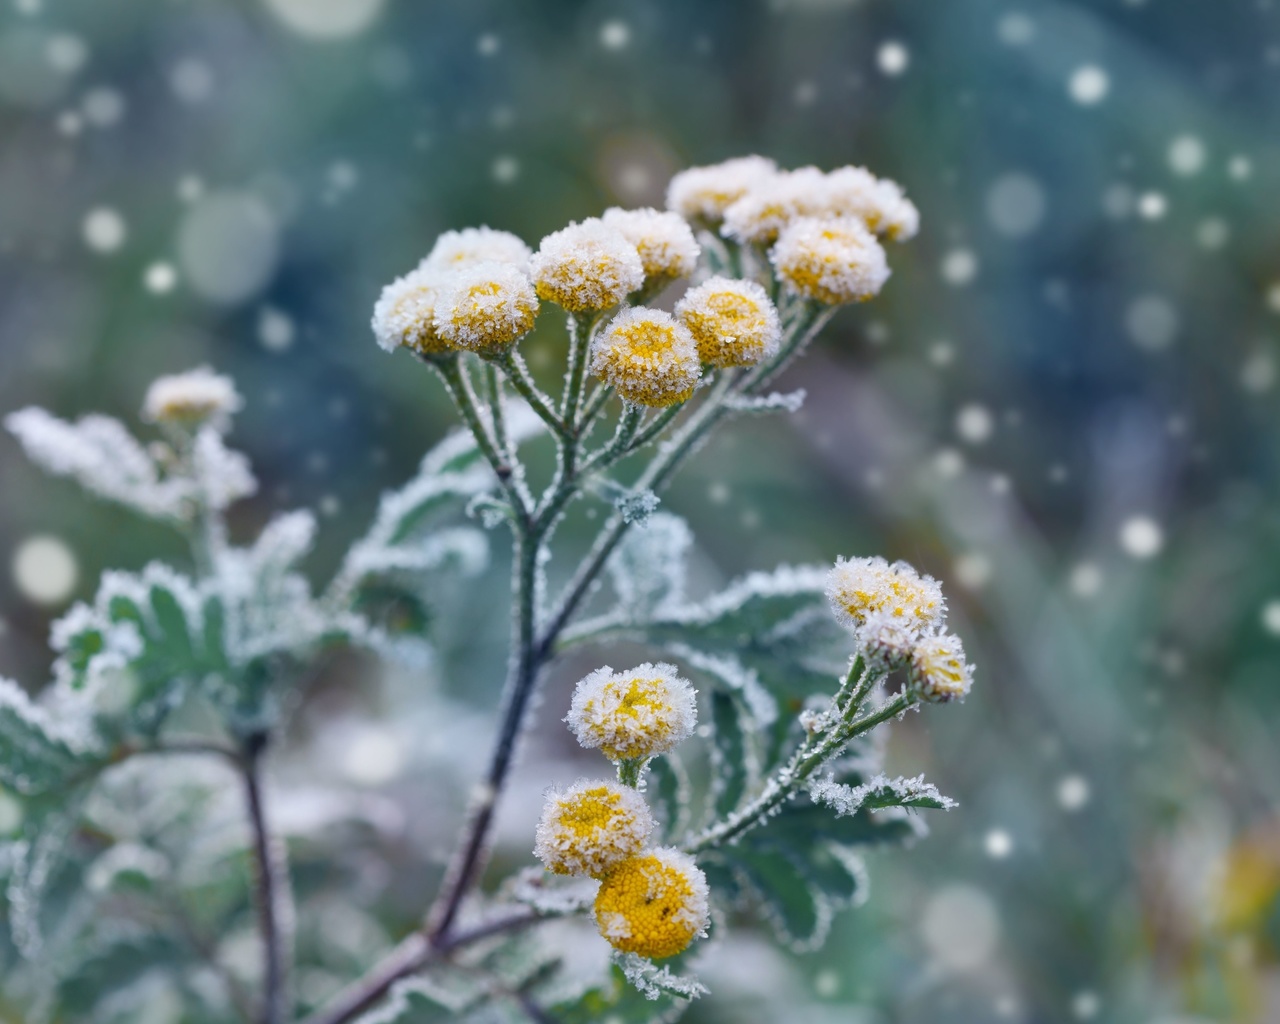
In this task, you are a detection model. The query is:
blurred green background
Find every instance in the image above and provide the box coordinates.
[2,0,1280,1022]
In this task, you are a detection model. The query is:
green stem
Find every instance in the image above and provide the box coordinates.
[496,352,569,440]
[561,313,594,427]
[617,757,648,788]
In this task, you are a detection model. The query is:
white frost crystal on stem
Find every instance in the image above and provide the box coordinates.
[529,218,645,312]
[601,206,700,282]
[770,216,891,304]
[432,261,539,353]
[141,366,242,431]
[567,662,698,761]
[421,225,532,272]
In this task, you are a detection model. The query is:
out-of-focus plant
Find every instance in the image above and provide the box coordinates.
[0,157,977,1024]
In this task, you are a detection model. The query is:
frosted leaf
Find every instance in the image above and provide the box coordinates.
[466,493,513,529]
[615,952,708,1002]
[0,677,95,795]
[507,867,599,916]
[663,644,777,727]
[189,425,256,511]
[605,512,692,618]
[615,487,660,525]
[809,772,957,815]
[352,976,475,1024]
[343,527,487,580]
[5,408,187,519]
[85,842,171,893]
[724,389,806,414]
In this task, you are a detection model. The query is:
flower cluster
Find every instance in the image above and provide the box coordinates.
[826,555,974,702]
[535,662,709,960]
[666,156,916,305]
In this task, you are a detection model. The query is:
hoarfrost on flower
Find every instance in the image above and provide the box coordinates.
[421,225,532,273]
[665,155,778,223]
[593,847,710,959]
[590,307,701,407]
[529,218,645,312]
[770,216,891,305]
[567,662,697,762]
[534,778,655,877]
[601,206,700,282]
[141,366,242,431]
[432,260,539,353]
[675,275,781,368]
[371,266,448,355]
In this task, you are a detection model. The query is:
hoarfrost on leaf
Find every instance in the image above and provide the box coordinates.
[809,772,957,816]
[615,952,709,1002]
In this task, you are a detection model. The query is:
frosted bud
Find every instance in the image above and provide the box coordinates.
[589,308,702,408]
[534,779,655,877]
[665,155,778,223]
[432,261,539,354]
[421,225,532,272]
[601,206,700,283]
[909,631,974,703]
[141,367,242,432]
[770,216,891,305]
[567,661,698,761]
[675,275,781,368]
[529,219,645,312]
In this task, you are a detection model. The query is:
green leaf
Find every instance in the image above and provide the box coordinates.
[548,965,689,1024]
[647,754,690,842]
[0,679,91,796]
[732,846,827,949]
[709,691,750,819]
[352,977,467,1024]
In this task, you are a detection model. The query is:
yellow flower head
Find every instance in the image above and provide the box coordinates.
[372,268,450,356]
[432,261,539,354]
[534,779,655,877]
[770,216,891,305]
[421,225,532,272]
[822,167,919,242]
[665,155,778,223]
[529,218,645,312]
[142,367,242,431]
[594,847,711,959]
[675,276,781,368]
[859,609,918,671]
[589,309,702,408]
[720,165,827,245]
[909,631,974,703]
[601,207,700,283]
[826,555,946,636]
[567,661,698,762]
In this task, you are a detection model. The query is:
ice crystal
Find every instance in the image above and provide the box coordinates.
[534,779,655,877]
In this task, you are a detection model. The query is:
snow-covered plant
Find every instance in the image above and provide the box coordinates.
[0,157,974,1024]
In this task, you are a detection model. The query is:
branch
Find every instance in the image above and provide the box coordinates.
[241,735,291,1024]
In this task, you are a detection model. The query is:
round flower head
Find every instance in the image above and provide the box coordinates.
[143,367,242,431]
[665,155,778,223]
[770,216,891,305]
[675,276,781,368]
[601,207,700,283]
[910,631,974,703]
[372,267,450,356]
[534,779,655,877]
[421,225,532,273]
[567,662,698,762]
[432,261,539,354]
[821,167,920,242]
[594,848,711,959]
[859,609,918,671]
[529,218,645,312]
[826,555,946,636]
[589,309,702,408]
[720,165,827,245]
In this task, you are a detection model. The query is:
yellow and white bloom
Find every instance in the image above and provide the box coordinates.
[720,165,827,245]
[675,276,781,368]
[910,632,974,703]
[859,609,919,671]
[601,206,700,283]
[822,167,919,242]
[589,309,702,408]
[372,267,450,356]
[665,155,778,223]
[567,661,698,762]
[432,261,539,353]
[421,225,532,272]
[594,847,711,959]
[826,555,946,636]
[142,367,242,431]
[534,779,655,878]
[529,218,645,312]
[770,216,891,305]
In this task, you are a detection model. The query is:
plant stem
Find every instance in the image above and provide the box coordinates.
[241,734,290,1024]
[560,313,593,425]
[496,352,570,440]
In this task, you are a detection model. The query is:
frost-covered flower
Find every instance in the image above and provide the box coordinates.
[909,632,974,703]
[529,219,645,312]
[665,155,778,223]
[859,609,918,671]
[594,847,711,959]
[589,309,702,408]
[822,167,919,242]
[770,216,891,305]
[371,268,450,356]
[720,165,827,245]
[675,276,781,368]
[534,779,655,877]
[432,261,539,353]
[567,661,698,761]
[601,207,700,283]
[421,225,532,272]
[142,367,243,431]
[826,555,946,636]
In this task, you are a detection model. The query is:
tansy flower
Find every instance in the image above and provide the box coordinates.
[675,276,781,368]
[859,609,918,671]
[594,848,711,959]
[372,268,450,356]
[601,207,700,284]
[567,662,697,762]
[421,225,532,272]
[665,155,778,224]
[529,219,645,312]
[822,167,919,242]
[909,632,974,703]
[770,216,891,305]
[720,165,827,245]
[142,367,243,432]
[589,309,702,408]
[768,217,890,305]
[432,261,539,354]
[826,555,946,636]
[534,779,655,877]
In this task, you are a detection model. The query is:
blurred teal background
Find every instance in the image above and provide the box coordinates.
[3,1,1280,1022]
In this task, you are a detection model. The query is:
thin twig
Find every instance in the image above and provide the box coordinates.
[241,735,290,1024]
